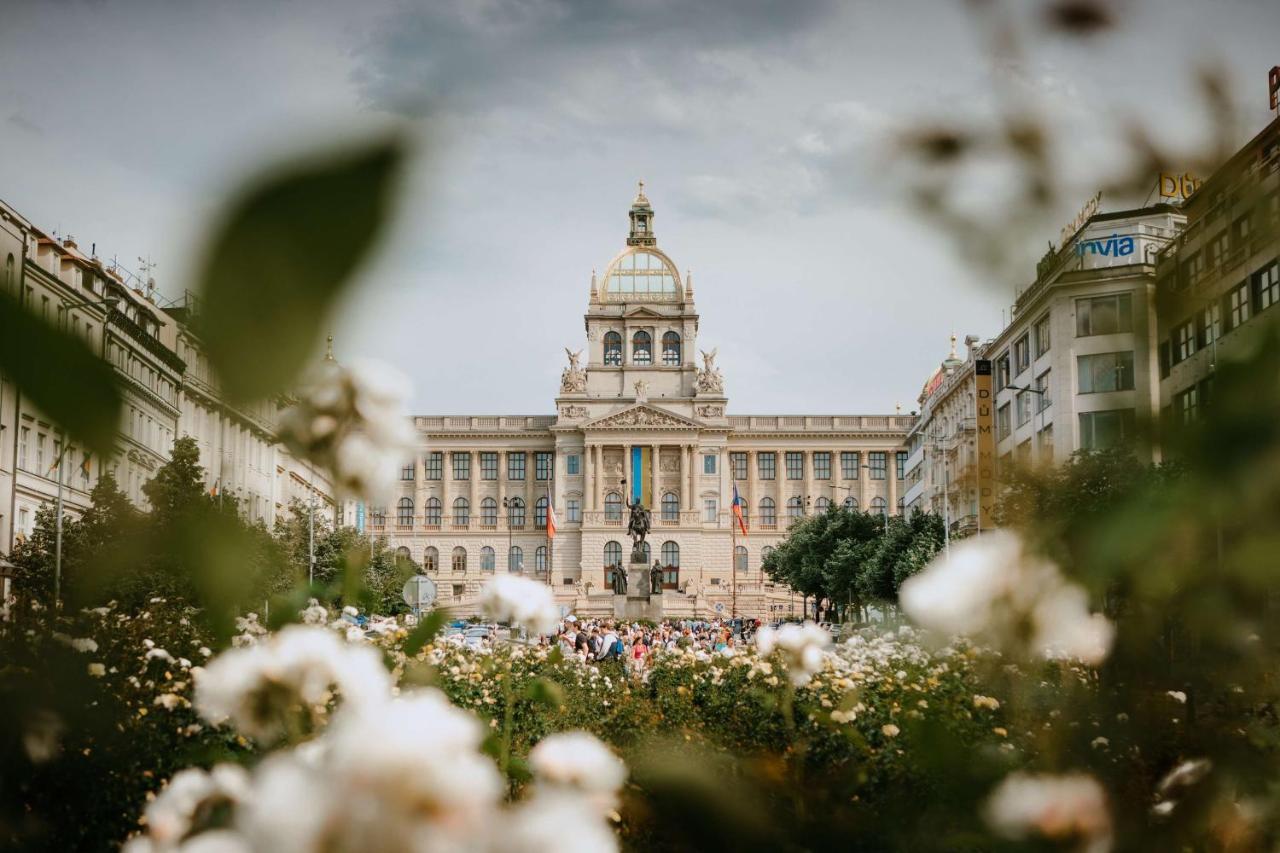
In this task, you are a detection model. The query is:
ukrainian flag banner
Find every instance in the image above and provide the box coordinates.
[630,446,652,508]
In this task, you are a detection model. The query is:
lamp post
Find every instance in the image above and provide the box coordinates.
[1009,384,1048,465]
[502,496,515,573]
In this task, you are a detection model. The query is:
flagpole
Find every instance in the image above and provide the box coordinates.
[730,479,737,621]
[52,440,70,610]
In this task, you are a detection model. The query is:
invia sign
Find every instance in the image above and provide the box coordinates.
[1075,233,1136,258]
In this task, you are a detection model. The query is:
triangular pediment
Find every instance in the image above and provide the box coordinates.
[622,306,665,319]
[584,404,700,430]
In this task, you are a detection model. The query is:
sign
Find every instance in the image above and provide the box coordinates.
[974,359,996,532]
[1076,233,1135,258]
[355,501,366,533]
[1060,192,1101,245]
[1270,66,1279,111]
[1158,172,1201,201]
[402,575,437,609]
[714,602,725,614]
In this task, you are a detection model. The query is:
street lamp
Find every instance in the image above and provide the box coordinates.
[1009,384,1049,464]
[502,496,515,573]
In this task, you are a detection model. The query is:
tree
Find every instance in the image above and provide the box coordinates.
[142,436,209,523]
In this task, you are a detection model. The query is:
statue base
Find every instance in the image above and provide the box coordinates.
[614,557,663,622]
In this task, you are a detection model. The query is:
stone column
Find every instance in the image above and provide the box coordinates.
[747,449,757,518]
[858,450,868,510]
[685,444,695,512]
[593,445,602,512]
[888,450,898,516]
[468,450,478,512]
[650,443,660,510]
[442,450,451,525]
[803,449,814,515]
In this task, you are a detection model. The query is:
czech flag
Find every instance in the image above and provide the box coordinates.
[731,482,748,536]
[545,487,557,539]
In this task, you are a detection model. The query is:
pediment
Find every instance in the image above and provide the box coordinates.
[622,306,666,319]
[584,404,700,430]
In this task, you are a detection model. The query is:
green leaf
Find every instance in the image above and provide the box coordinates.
[402,607,449,656]
[524,676,564,708]
[195,138,405,401]
[0,290,123,456]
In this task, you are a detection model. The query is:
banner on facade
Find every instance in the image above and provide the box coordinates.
[630,446,652,508]
[974,359,996,531]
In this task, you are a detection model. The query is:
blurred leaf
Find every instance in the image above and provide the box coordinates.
[0,290,123,457]
[524,676,564,708]
[196,137,405,401]
[402,607,448,656]
[1044,0,1115,35]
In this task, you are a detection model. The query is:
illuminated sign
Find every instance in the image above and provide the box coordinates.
[1060,192,1101,245]
[1076,233,1135,258]
[1158,172,1201,201]
[1270,66,1279,111]
[974,359,996,532]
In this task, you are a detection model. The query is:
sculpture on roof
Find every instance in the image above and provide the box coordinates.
[560,348,587,393]
[695,348,724,395]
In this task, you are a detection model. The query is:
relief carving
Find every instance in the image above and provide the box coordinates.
[696,405,724,418]
[695,348,724,395]
[593,406,690,428]
[559,405,588,419]
[559,348,587,394]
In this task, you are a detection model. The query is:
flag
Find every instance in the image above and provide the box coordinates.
[630,446,652,507]
[545,487,557,539]
[209,480,220,497]
[731,482,748,536]
[80,451,92,478]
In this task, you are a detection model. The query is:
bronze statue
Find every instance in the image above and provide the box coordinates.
[651,560,663,595]
[610,564,627,595]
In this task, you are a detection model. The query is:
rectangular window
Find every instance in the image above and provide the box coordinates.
[566,454,580,475]
[1174,386,1199,425]
[703,454,717,475]
[1014,334,1030,374]
[813,451,831,480]
[1173,321,1197,364]
[566,498,581,522]
[400,463,415,481]
[1035,314,1051,357]
[1255,261,1280,312]
[758,452,776,480]
[1016,390,1032,427]
[18,427,28,470]
[996,353,1011,391]
[1079,409,1136,450]
[479,452,498,480]
[785,452,804,480]
[1233,213,1253,246]
[703,498,718,523]
[36,432,46,473]
[451,452,470,480]
[840,451,860,480]
[425,452,443,480]
[1038,423,1054,458]
[1077,351,1135,393]
[535,452,553,481]
[1226,280,1251,331]
[997,403,1012,440]
[1207,230,1229,268]
[1181,251,1204,288]
[730,452,747,481]
[507,452,526,480]
[1035,370,1051,412]
[1199,303,1221,349]
[1076,292,1133,336]
[868,451,887,480]
[894,451,907,480]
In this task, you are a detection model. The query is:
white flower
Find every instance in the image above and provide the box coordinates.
[881,723,900,738]
[479,575,559,635]
[155,693,186,711]
[529,731,626,816]
[72,637,99,653]
[973,695,1001,711]
[88,662,106,677]
[1157,758,1211,798]
[755,622,829,686]
[499,790,618,853]
[147,648,176,664]
[1166,690,1187,704]
[144,765,250,846]
[985,772,1111,852]
[342,606,358,617]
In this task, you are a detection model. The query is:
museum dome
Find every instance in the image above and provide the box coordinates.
[597,182,683,302]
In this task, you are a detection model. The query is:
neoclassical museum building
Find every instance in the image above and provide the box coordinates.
[372,188,913,618]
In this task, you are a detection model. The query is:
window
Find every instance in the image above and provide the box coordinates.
[36,432,46,473]
[1181,251,1204,288]
[566,454,580,475]
[453,498,470,526]
[758,452,776,480]
[604,492,622,521]
[813,451,831,480]
[996,353,1011,391]
[787,496,804,521]
[997,403,1012,440]
[1076,293,1133,336]
[480,547,495,573]
[1233,213,1253,247]
[504,450,524,479]
[661,541,680,568]
[425,497,442,525]
[507,497,525,528]
[566,498,581,522]
[604,541,623,568]
[814,496,831,513]
[1173,321,1196,364]
[703,454,717,474]
[425,452,443,480]
[18,427,28,470]
[1226,280,1251,331]
[1174,386,1199,425]
[1016,390,1032,427]
[843,496,858,510]
[423,546,438,572]
[759,498,776,526]
[1077,351,1135,393]
[535,452,553,481]
[703,498,718,523]
[535,546,547,574]
[662,331,681,365]
[480,452,498,480]
[871,497,886,517]
[451,547,467,573]
[603,331,622,365]
[1035,371,1051,412]
[730,452,747,481]
[841,451,860,479]
[1014,334,1030,374]
[396,497,414,525]
[1079,409,1136,450]
[1038,424,1054,458]
[452,452,470,480]
[452,584,465,597]
[661,492,679,522]
[1207,230,1229,268]
[535,496,549,528]
[1035,314,1051,357]
[1255,261,1280,312]
[785,452,804,480]
[481,497,498,526]
[632,330,652,364]
[508,546,523,573]
[1199,303,1220,349]
[868,451,886,480]
[401,463,415,481]
[734,545,748,573]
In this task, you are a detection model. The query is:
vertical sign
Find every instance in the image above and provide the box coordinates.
[974,359,996,531]
[1270,66,1280,111]
[355,500,366,533]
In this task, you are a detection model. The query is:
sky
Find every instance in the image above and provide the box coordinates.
[2,0,1278,415]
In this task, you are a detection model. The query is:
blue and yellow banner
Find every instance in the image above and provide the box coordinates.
[630,446,652,508]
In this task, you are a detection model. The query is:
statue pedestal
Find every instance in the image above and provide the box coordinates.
[614,557,663,622]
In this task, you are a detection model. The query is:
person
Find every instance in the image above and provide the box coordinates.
[597,624,619,661]
[631,633,649,677]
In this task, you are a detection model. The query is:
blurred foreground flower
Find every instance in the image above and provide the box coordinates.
[755,621,830,686]
[478,575,559,635]
[900,531,1113,664]
[529,731,627,816]
[985,772,1112,853]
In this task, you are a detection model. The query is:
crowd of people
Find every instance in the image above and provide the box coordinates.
[552,618,759,677]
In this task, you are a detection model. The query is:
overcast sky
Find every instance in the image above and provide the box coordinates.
[2,0,1278,415]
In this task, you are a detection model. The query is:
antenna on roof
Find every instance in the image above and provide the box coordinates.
[138,255,158,299]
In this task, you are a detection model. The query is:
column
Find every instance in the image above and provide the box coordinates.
[803,449,814,515]
[442,450,452,525]
[858,449,868,510]
[468,450,478,513]
[679,443,688,513]
[778,448,786,516]
[592,445,602,512]
[888,449,898,516]
[685,444,695,512]
[650,443,660,511]
[747,449,757,517]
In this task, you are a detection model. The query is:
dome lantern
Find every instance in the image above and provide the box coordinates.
[627,180,656,247]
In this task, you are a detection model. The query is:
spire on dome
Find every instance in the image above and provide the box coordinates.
[627,181,656,247]
[589,268,598,300]
[685,269,693,299]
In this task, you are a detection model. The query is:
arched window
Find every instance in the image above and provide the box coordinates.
[762,545,775,564]
[370,506,386,525]
[787,496,805,520]
[871,496,887,517]
[734,545,748,572]
[535,496,548,529]
[397,497,414,525]
[481,546,495,573]
[604,492,622,522]
[506,497,525,527]
[661,541,680,567]
[604,540,623,567]
[481,497,498,526]
[451,546,467,572]
[395,545,411,563]
[843,496,858,510]
[425,497,442,525]
[603,331,622,365]
[424,546,438,572]
[508,546,523,573]
[814,496,831,514]
[453,497,470,526]
[661,492,679,522]
[535,545,548,574]
[661,331,681,365]
[632,330,652,365]
[759,497,776,526]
